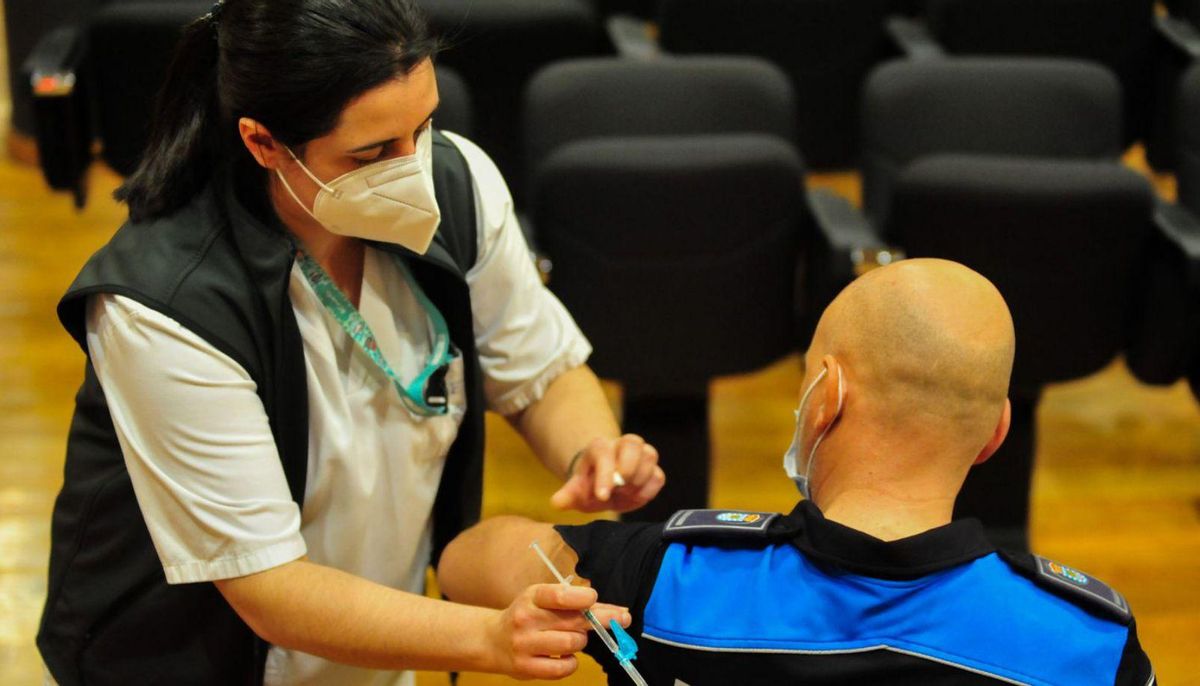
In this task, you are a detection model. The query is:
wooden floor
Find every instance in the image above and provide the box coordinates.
[0,133,1197,683]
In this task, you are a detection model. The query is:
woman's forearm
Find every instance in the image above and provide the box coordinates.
[510,365,621,479]
[215,559,499,674]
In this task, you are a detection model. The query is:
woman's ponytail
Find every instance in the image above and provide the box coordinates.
[114,12,223,222]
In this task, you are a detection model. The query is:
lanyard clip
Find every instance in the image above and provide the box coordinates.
[423,363,449,408]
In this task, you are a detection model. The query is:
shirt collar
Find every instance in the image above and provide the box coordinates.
[778,500,995,580]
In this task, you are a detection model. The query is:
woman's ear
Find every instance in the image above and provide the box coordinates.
[238,118,286,169]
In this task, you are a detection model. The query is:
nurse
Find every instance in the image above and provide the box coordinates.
[37,1,663,684]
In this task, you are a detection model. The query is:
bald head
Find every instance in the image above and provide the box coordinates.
[808,259,1014,456]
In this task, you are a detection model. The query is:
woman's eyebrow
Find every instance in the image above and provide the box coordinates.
[347,138,397,154]
[345,112,436,154]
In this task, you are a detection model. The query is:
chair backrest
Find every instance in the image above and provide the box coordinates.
[418,0,606,201]
[926,0,1154,62]
[887,155,1153,392]
[590,0,658,17]
[91,0,210,175]
[658,0,893,169]
[433,66,473,140]
[862,58,1122,222]
[1177,63,1200,215]
[924,0,1154,139]
[1165,0,1200,23]
[534,134,805,389]
[523,56,795,193]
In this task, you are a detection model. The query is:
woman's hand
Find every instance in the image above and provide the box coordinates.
[550,434,666,513]
[487,583,630,680]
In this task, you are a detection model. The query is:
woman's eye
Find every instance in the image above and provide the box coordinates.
[353,147,386,165]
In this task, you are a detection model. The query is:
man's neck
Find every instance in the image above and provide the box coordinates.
[816,487,957,542]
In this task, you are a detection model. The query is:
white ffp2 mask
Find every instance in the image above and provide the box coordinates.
[276,127,441,254]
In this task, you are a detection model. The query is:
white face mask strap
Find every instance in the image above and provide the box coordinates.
[803,364,843,497]
[283,145,335,192]
[275,167,322,224]
[783,366,827,478]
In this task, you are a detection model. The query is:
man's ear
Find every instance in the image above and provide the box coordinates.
[974,398,1011,466]
[814,354,845,432]
[238,117,286,170]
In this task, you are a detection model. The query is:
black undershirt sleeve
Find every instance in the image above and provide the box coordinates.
[554,520,665,609]
[1113,619,1156,686]
[554,520,667,681]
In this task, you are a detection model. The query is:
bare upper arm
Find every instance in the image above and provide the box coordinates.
[437,517,584,609]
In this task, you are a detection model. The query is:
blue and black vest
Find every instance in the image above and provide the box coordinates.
[38,131,484,686]
[558,501,1154,685]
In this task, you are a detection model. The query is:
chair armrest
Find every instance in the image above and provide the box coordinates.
[800,189,896,327]
[516,211,553,284]
[22,24,92,207]
[885,16,947,61]
[24,25,86,96]
[1154,200,1200,283]
[807,188,889,258]
[606,14,661,60]
[1127,200,1200,385]
[1156,15,1200,61]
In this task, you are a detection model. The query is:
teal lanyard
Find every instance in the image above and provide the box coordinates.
[296,249,454,417]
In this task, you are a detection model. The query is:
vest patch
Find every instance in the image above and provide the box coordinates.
[1034,555,1130,623]
[663,509,779,541]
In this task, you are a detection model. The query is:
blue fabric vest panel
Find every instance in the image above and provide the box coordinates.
[642,545,1128,686]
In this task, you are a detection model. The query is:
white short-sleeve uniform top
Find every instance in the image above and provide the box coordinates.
[79,132,592,686]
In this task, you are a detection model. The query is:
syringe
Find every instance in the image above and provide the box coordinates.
[530,541,649,686]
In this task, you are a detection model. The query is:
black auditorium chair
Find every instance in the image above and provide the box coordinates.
[535,135,807,522]
[431,66,474,140]
[24,1,477,207]
[812,58,1123,315]
[1147,0,1200,169]
[24,0,207,205]
[650,0,895,169]
[589,0,657,18]
[525,57,806,520]
[1179,66,1200,216]
[524,56,805,519]
[889,156,1155,551]
[1128,63,1200,400]
[523,56,796,194]
[416,0,608,202]
[888,0,1156,144]
[858,58,1122,226]
[807,58,1141,550]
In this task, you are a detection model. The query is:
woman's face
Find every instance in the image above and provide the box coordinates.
[247,58,440,225]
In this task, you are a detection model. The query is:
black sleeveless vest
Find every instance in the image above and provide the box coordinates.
[38,131,485,685]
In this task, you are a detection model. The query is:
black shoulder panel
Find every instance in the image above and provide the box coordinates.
[430,130,479,273]
[663,509,780,543]
[999,550,1132,624]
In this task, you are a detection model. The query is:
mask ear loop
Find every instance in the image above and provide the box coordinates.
[803,364,844,498]
[275,146,331,224]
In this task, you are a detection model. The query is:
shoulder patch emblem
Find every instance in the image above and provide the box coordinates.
[1045,560,1090,585]
[663,509,779,542]
[1034,555,1130,622]
[715,512,762,523]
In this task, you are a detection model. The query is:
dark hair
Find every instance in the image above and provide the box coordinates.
[116,0,439,222]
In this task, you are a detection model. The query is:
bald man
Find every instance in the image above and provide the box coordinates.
[437,260,1155,685]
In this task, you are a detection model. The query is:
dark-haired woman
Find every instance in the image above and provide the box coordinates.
[37,1,663,684]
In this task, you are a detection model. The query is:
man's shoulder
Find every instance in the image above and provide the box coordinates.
[996,549,1133,625]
